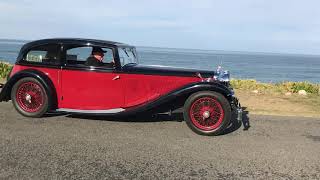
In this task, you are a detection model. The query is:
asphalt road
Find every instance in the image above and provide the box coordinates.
[0,101,320,179]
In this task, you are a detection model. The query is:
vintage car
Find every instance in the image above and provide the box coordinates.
[0,38,242,136]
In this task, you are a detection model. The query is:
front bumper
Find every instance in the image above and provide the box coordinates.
[231,96,242,123]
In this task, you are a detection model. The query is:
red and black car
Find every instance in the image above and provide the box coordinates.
[0,38,242,136]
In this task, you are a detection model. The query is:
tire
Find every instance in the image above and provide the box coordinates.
[183,91,231,136]
[11,77,49,117]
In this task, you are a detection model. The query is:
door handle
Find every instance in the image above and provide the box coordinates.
[112,75,120,80]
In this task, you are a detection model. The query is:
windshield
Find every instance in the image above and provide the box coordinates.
[118,47,138,66]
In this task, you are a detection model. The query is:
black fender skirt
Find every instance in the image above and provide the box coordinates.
[0,69,58,109]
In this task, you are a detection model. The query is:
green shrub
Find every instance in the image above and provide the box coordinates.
[231,79,319,95]
[230,79,274,92]
[276,81,319,94]
[0,61,13,79]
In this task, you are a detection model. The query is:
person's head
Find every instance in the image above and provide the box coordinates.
[92,47,106,62]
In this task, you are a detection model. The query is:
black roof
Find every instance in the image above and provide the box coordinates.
[17,38,133,60]
[21,38,131,50]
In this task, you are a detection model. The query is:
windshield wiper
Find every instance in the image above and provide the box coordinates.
[131,48,137,58]
[123,48,129,57]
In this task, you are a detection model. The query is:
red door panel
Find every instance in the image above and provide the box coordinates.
[60,69,124,110]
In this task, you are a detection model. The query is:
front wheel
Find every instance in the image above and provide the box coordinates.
[183,91,231,136]
[11,77,49,117]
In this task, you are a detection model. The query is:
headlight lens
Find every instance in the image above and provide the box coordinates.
[215,66,230,82]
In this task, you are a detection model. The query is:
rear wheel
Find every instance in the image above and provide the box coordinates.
[183,91,231,136]
[11,77,49,117]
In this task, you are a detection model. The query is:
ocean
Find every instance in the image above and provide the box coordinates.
[1,40,319,83]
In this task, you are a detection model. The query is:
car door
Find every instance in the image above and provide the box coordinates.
[59,45,124,111]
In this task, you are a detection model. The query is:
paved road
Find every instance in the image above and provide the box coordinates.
[0,101,320,179]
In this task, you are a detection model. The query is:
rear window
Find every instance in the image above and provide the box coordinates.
[24,44,60,65]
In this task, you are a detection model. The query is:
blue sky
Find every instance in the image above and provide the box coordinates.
[0,0,319,55]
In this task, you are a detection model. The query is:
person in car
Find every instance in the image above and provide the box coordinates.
[85,47,115,68]
[85,47,106,66]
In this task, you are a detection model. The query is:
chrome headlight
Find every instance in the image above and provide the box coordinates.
[219,70,230,82]
[214,66,230,82]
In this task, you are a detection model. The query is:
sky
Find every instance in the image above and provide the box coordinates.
[0,0,320,55]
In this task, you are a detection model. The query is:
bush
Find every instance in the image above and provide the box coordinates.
[230,79,274,92]
[231,79,319,95]
[0,61,13,79]
[276,81,319,94]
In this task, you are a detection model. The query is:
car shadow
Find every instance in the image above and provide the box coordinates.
[64,112,184,123]
[220,106,250,135]
[242,107,251,131]
[61,107,250,135]
[44,111,69,117]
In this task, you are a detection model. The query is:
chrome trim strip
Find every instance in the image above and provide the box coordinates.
[56,108,125,114]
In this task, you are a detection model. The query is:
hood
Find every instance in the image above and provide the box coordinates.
[122,64,214,78]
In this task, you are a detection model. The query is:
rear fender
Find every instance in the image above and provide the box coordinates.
[0,69,58,109]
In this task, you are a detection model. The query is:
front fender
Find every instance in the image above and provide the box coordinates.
[122,81,234,115]
[172,81,233,99]
[0,69,57,109]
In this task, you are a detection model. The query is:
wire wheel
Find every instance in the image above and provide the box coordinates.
[189,97,225,131]
[16,81,44,113]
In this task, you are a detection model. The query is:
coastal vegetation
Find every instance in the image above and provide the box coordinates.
[0,61,13,80]
[231,79,319,95]
[230,79,320,117]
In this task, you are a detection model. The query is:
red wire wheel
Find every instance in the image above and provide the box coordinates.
[189,97,224,131]
[184,91,231,136]
[11,77,49,117]
[16,81,44,113]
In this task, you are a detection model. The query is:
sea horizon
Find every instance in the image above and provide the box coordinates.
[1,38,320,58]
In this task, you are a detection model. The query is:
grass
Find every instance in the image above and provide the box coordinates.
[236,90,320,118]
[231,79,320,117]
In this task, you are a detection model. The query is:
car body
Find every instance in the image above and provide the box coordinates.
[0,38,242,135]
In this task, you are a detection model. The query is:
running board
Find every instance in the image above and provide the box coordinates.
[56,108,125,114]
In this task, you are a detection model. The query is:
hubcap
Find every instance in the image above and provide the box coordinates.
[25,94,32,103]
[203,111,210,119]
[189,97,224,131]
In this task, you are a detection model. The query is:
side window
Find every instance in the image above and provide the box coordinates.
[66,47,92,63]
[66,46,114,67]
[25,44,60,64]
